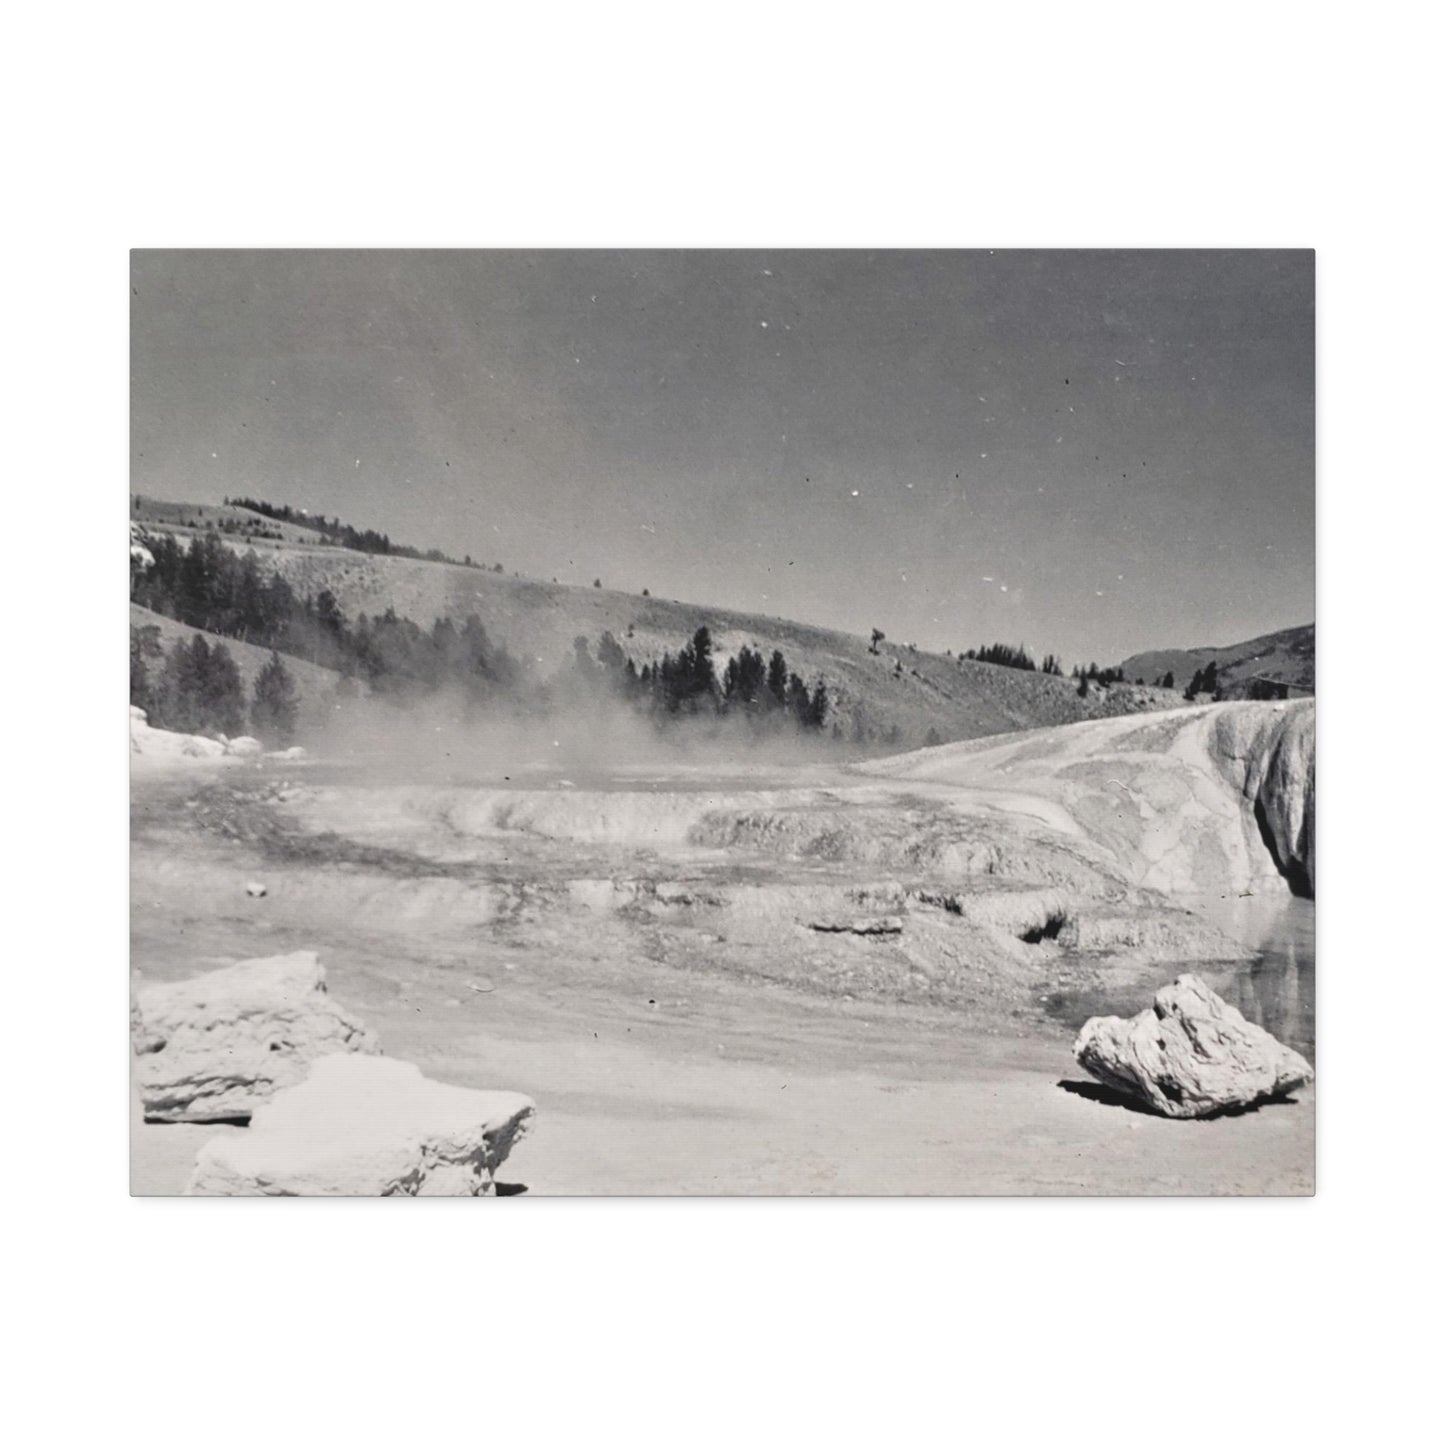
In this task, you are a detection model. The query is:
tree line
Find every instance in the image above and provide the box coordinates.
[131,530,525,707]
[1183,662,1220,700]
[564,627,832,733]
[223,497,501,571]
[1177,661,1287,701]
[131,625,299,746]
[132,531,837,740]
[1071,661,1128,694]
[959,642,1063,675]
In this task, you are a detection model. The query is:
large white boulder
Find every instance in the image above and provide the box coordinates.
[130,708,228,762]
[1073,973,1313,1119]
[186,1054,535,1196]
[131,951,378,1122]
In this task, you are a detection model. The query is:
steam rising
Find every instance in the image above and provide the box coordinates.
[310,686,863,789]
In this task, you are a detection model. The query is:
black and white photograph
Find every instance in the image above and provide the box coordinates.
[129,249,1315,1196]
[16,4,1445,1437]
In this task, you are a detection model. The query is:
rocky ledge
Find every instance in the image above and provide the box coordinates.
[187,1055,535,1196]
[131,951,379,1122]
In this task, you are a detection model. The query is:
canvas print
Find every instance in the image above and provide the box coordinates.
[130,249,1314,1196]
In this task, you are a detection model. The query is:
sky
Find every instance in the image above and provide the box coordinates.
[131,250,1313,667]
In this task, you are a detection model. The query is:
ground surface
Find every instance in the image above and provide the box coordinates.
[131,710,1314,1196]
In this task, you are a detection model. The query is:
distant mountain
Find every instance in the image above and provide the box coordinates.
[1119,624,1314,697]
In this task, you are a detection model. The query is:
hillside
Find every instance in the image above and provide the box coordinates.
[130,604,346,734]
[133,495,1184,747]
[129,497,334,548]
[1119,623,1315,696]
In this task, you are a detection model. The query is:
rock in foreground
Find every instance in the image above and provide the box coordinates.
[130,706,228,762]
[1073,973,1313,1119]
[187,1054,535,1196]
[132,951,378,1122]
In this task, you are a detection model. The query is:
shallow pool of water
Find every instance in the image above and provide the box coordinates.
[1047,892,1315,1060]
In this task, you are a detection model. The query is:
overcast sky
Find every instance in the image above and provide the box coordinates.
[131,249,1313,666]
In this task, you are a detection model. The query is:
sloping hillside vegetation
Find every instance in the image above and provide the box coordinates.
[131,497,330,548]
[1119,624,1314,698]
[132,495,1187,747]
[130,605,346,736]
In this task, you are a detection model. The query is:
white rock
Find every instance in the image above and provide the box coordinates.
[131,951,378,1122]
[1073,973,1313,1119]
[130,708,229,763]
[130,524,155,570]
[186,1055,535,1196]
[224,735,263,757]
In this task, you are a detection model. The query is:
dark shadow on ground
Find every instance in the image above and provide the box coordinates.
[495,1181,529,1196]
[143,1117,250,1127]
[1056,1078,1301,1119]
[1057,1079,1158,1115]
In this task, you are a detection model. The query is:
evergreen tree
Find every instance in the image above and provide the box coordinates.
[230,552,265,642]
[130,624,163,714]
[688,627,716,701]
[316,588,347,646]
[251,651,299,745]
[175,537,211,626]
[722,645,766,709]
[970,642,1036,671]
[786,672,811,726]
[156,636,207,733]
[596,631,627,673]
[766,650,788,708]
[807,680,829,729]
[200,640,247,735]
